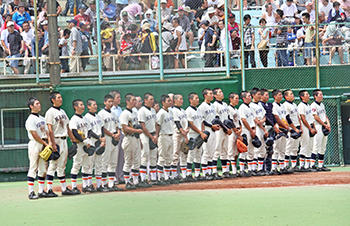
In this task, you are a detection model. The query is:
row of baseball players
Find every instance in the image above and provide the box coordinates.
[25,87,331,199]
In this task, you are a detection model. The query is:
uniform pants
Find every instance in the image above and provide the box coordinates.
[171,133,188,166]
[157,134,173,167]
[272,136,287,162]
[122,135,141,172]
[187,133,202,163]
[240,130,254,160]
[71,143,90,175]
[140,133,158,167]
[214,129,228,160]
[286,136,300,156]
[299,126,314,158]
[101,136,119,173]
[313,124,328,155]
[201,127,216,164]
[86,137,103,175]
[254,127,266,159]
[227,132,238,161]
[115,133,125,182]
[27,140,48,178]
[47,138,68,177]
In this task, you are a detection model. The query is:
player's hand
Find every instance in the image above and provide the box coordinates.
[295,128,300,134]
[264,130,269,138]
[274,127,281,134]
[100,141,105,147]
[151,136,158,145]
[326,125,331,131]
[100,137,106,143]
[52,144,58,152]
[212,124,220,131]
[250,130,256,138]
[184,137,189,144]
[226,129,233,135]
[137,129,143,134]
[200,132,207,140]
[311,128,317,135]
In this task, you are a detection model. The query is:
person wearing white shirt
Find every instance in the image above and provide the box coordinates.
[281,0,298,21]
[310,89,331,171]
[297,90,316,171]
[319,0,333,20]
[238,91,256,176]
[301,2,316,23]
[21,22,34,74]
[271,89,290,174]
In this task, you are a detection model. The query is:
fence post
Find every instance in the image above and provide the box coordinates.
[337,97,345,166]
[157,0,164,80]
[315,0,320,88]
[224,0,230,78]
[239,0,245,90]
[96,0,103,82]
[34,0,39,83]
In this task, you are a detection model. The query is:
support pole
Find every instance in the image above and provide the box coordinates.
[48,0,61,85]
[315,0,320,88]
[34,0,39,83]
[157,0,164,80]
[224,0,230,78]
[337,97,344,166]
[239,0,245,90]
[96,0,103,82]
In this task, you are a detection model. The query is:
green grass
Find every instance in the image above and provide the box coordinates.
[0,167,349,226]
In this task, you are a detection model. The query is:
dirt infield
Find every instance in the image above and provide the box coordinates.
[53,171,350,193]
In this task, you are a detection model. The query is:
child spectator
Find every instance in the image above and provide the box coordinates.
[7,21,24,74]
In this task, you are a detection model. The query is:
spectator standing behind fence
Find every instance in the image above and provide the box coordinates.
[275,9,289,67]
[195,0,208,25]
[68,19,83,73]
[7,21,24,74]
[262,4,276,34]
[85,1,96,41]
[162,22,175,69]
[8,0,19,16]
[281,0,298,22]
[302,12,315,66]
[12,2,32,27]
[142,9,157,32]
[156,0,172,23]
[258,18,269,68]
[228,13,239,33]
[172,17,187,68]
[218,20,232,66]
[202,20,217,67]
[59,29,71,73]
[202,7,218,29]
[41,20,49,72]
[120,3,144,23]
[21,21,34,74]
[319,0,332,21]
[322,23,344,65]
[140,23,158,69]
[243,14,256,68]
[80,22,92,71]
[177,7,194,50]
[116,0,128,19]
[100,22,116,71]
[74,5,91,27]
[62,0,81,16]
[118,11,132,36]
[301,2,315,23]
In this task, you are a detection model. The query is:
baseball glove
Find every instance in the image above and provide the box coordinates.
[252,136,262,148]
[50,146,60,160]
[236,139,247,153]
[322,125,330,136]
[112,132,119,146]
[194,130,210,149]
[40,145,53,161]
[78,130,86,140]
[68,143,78,159]
[83,145,95,156]
[309,123,316,137]
[95,140,105,155]
[149,133,158,150]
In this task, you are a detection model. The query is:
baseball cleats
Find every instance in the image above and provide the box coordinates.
[82,186,93,193]
[212,173,223,180]
[256,170,266,176]
[156,179,168,186]
[222,172,231,178]
[28,191,39,200]
[88,184,97,192]
[38,191,50,198]
[269,169,280,175]
[169,178,180,184]
[71,187,81,195]
[185,175,195,182]
[309,166,318,172]
[46,189,58,197]
[137,181,152,188]
[62,187,77,195]
[96,186,109,192]
[125,182,136,190]
[229,173,238,178]
[317,166,331,172]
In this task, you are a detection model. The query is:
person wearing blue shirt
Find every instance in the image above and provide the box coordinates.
[12,3,31,27]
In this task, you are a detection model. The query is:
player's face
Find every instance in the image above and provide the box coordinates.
[315,91,323,102]
[253,92,261,102]
[53,94,63,107]
[104,98,113,109]
[31,100,41,113]
[113,93,121,106]
[88,101,97,113]
[191,95,199,107]
[274,92,283,102]
[301,92,310,102]
[76,101,85,113]
[145,96,154,107]
[286,91,295,102]
[136,97,143,109]
[205,90,214,102]
[215,89,224,101]
[243,93,252,104]
[261,92,269,102]
[174,96,183,106]
[130,96,137,108]
[230,95,239,106]
[163,98,172,109]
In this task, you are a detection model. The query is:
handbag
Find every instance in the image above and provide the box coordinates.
[258,39,268,50]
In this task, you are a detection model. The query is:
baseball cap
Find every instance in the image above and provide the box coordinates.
[122,11,128,16]
[178,6,184,11]
[199,20,209,26]
[79,22,85,28]
[79,5,87,10]
[7,21,14,26]
[40,20,48,25]
[67,19,78,25]
[161,0,167,3]
[184,6,191,12]
[207,7,216,14]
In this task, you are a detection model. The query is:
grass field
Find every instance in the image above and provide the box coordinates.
[1,167,350,226]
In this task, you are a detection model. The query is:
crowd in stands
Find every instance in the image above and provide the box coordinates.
[0,0,350,74]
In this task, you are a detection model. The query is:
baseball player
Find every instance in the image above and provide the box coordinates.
[69,99,92,194]
[84,98,108,192]
[198,88,220,180]
[249,88,268,175]
[311,89,331,171]
[238,91,256,177]
[186,92,207,181]
[171,94,189,181]
[227,93,241,177]
[25,97,50,199]
[120,93,143,190]
[297,90,317,171]
[45,91,76,196]
[138,93,158,186]
[212,88,231,179]
[155,95,174,184]
[271,89,290,174]
[283,89,302,171]
[97,95,122,191]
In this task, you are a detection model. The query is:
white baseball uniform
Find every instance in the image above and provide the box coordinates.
[298,101,315,159]
[250,101,266,159]
[272,102,288,164]
[311,101,328,155]
[186,106,203,164]
[227,104,240,174]
[283,101,301,157]
[212,100,230,162]
[171,106,188,168]
[238,103,255,161]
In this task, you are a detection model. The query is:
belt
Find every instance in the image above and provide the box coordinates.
[161,134,173,136]
[251,127,256,130]
[55,136,67,140]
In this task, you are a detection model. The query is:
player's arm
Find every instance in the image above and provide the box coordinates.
[47,124,57,151]
[155,123,161,137]
[325,115,331,131]
[274,114,289,130]
[175,121,187,138]
[140,121,157,143]
[313,114,327,128]
[286,114,298,132]
[67,125,78,143]
[30,131,49,146]
[241,118,255,138]
[188,120,207,140]
[103,127,114,137]
[122,124,142,134]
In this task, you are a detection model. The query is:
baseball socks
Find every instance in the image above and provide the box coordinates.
[88,175,93,187]
[257,158,264,171]
[226,161,230,174]
[201,164,208,176]
[46,174,54,190]
[284,156,290,168]
[27,177,35,194]
[271,159,278,171]
[164,166,171,180]
[194,163,201,177]
[186,163,192,177]
[38,176,45,194]
[140,165,147,182]
[299,155,305,169]
[180,165,187,178]
[318,154,324,168]
[253,158,258,171]
[278,160,285,170]
[82,173,89,188]
[239,158,245,172]
[157,165,164,181]
[102,172,108,187]
[107,172,115,188]
[150,166,157,181]
[230,160,237,174]
[131,169,139,185]
[71,174,78,189]
[170,165,177,179]
[310,153,317,168]
[207,161,213,175]
[291,156,298,168]
[305,157,311,169]
[212,160,218,174]
[123,171,131,184]
[247,160,253,171]
[221,160,228,173]
[95,175,102,188]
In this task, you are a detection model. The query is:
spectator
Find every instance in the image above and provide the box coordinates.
[0,0,8,21]
[195,0,208,25]
[68,19,83,73]
[183,6,196,39]
[218,20,232,66]
[287,26,297,66]
[292,14,303,34]
[142,9,157,32]
[302,12,315,65]
[208,0,219,7]
[185,0,201,10]
[12,2,32,27]
[262,0,277,14]
[41,20,49,56]
[202,20,217,67]
[262,3,277,33]
[177,6,194,49]
[118,11,132,36]
[85,0,97,40]
[296,0,307,13]
[140,22,158,69]
[228,13,239,33]
[8,0,20,16]
[275,9,289,67]
[341,0,350,18]
[156,0,172,23]
[1,14,21,32]
[231,30,240,52]
[7,21,24,74]
[301,1,315,23]
[154,0,174,11]
[328,1,346,23]
[258,18,269,67]
[59,29,71,73]
[161,22,175,69]
[322,23,344,64]
[62,0,81,16]
[115,0,128,19]
[201,6,218,28]
[103,0,118,21]
[100,21,115,70]
[21,21,34,74]
[80,23,92,71]
[243,14,256,68]
[120,3,144,22]
[281,0,298,22]
[38,2,47,27]
[319,0,332,20]
[74,5,91,27]
[172,17,187,68]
